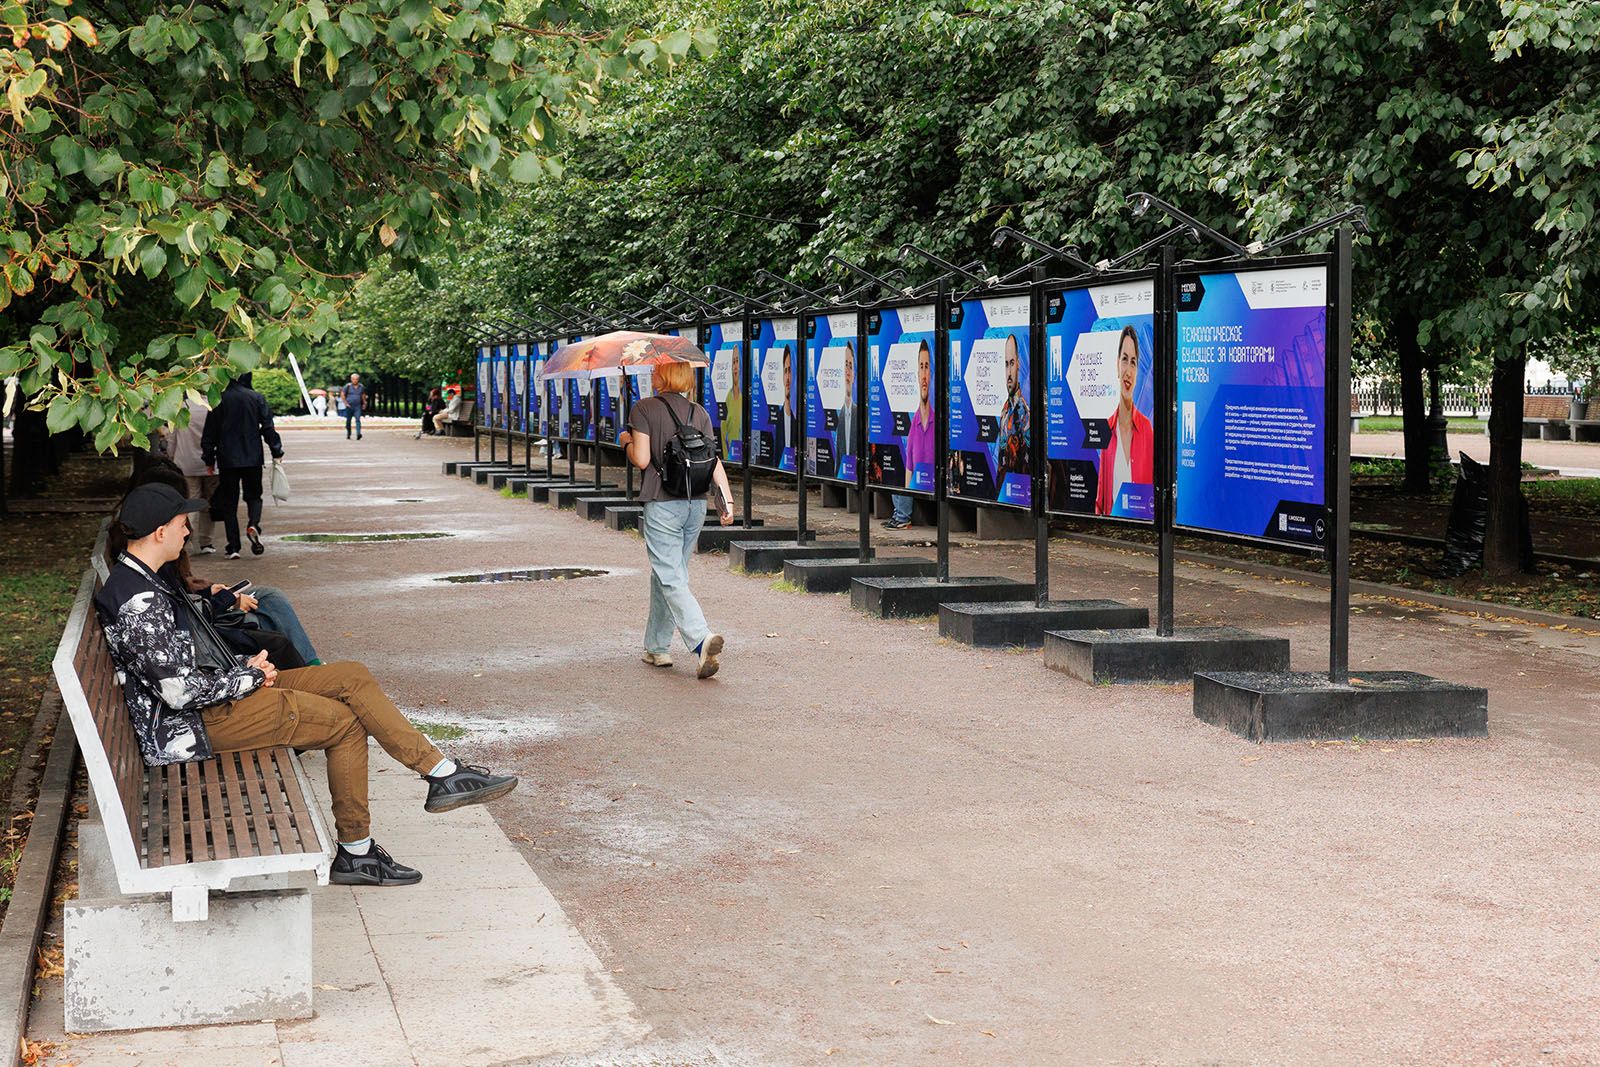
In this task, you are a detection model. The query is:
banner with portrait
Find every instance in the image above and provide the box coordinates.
[865,303,937,496]
[475,346,489,423]
[507,343,525,433]
[1175,261,1328,548]
[751,316,799,474]
[597,374,620,445]
[700,320,745,464]
[947,294,1031,508]
[564,335,594,442]
[530,342,547,436]
[803,311,859,485]
[1044,277,1156,521]
[490,344,507,425]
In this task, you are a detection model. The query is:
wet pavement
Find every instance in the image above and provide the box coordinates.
[36,426,1600,1065]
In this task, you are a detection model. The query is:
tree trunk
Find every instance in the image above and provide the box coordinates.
[1483,349,1528,577]
[1393,307,1430,492]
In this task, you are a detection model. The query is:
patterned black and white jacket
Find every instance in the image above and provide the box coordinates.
[93,553,264,766]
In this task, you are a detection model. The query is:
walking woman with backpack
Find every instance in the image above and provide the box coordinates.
[620,361,736,679]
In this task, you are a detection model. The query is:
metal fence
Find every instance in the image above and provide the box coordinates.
[1352,381,1493,417]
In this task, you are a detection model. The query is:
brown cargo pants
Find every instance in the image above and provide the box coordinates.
[201,661,443,842]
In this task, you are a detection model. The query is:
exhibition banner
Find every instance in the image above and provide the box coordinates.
[1175,262,1328,547]
[700,320,745,464]
[751,316,800,473]
[596,375,619,444]
[1044,278,1157,521]
[475,346,488,420]
[565,335,594,442]
[865,303,938,496]
[490,344,507,423]
[947,294,1032,508]
[530,342,546,436]
[804,311,860,485]
[507,343,525,433]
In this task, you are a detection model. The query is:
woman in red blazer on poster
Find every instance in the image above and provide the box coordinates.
[1096,326,1154,516]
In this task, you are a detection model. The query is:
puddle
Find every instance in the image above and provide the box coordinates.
[438,567,609,584]
[406,710,560,744]
[282,532,454,543]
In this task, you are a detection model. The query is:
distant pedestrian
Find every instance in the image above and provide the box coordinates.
[431,387,462,436]
[168,394,220,555]
[620,362,735,679]
[201,372,283,559]
[342,373,365,440]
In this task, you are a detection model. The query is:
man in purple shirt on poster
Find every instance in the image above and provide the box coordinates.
[886,340,935,530]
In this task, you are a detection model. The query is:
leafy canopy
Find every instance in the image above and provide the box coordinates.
[0,0,710,448]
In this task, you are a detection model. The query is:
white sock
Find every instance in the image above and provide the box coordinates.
[427,758,456,778]
[340,837,372,855]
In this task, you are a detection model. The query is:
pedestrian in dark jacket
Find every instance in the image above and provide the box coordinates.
[98,483,521,886]
[201,373,283,559]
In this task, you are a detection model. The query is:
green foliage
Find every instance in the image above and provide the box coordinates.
[1533,327,1600,397]
[330,0,1233,380]
[252,368,303,414]
[1,0,709,448]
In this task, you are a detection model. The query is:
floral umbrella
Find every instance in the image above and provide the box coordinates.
[536,330,707,381]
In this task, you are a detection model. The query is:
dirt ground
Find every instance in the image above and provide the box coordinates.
[89,428,1600,1065]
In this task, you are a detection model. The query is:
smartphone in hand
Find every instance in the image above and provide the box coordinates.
[227,579,252,594]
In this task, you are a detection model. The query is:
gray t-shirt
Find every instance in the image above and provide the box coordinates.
[627,392,717,503]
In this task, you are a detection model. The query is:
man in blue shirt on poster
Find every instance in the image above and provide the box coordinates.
[342,373,365,441]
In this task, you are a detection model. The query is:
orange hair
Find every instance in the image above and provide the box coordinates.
[652,362,696,395]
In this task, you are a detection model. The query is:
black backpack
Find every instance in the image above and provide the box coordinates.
[656,395,717,498]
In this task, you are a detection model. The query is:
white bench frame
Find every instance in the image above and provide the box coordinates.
[53,570,333,921]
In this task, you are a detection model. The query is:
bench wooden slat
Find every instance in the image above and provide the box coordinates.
[256,750,298,855]
[199,758,231,861]
[219,752,257,857]
[238,751,279,857]
[269,748,316,855]
[164,763,184,866]
[182,762,209,863]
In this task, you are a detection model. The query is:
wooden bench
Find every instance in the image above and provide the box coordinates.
[1523,394,1573,440]
[440,398,476,436]
[52,570,333,922]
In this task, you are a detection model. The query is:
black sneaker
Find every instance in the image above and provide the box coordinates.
[423,761,519,813]
[882,518,911,530]
[328,841,422,886]
[246,525,264,555]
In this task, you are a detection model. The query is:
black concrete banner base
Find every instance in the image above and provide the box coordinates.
[605,503,734,532]
[546,485,620,509]
[939,600,1148,649]
[781,557,935,594]
[1193,670,1488,742]
[850,576,1034,619]
[575,495,643,521]
[696,526,800,553]
[501,474,571,492]
[1043,626,1289,684]
[445,461,503,477]
[473,465,523,485]
[460,463,515,479]
[728,541,866,574]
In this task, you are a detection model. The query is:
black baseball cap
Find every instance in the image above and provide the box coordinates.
[117,483,208,538]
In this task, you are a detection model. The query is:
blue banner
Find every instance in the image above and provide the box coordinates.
[700,320,744,464]
[750,316,799,473]
[507,343,525,433]
[1044,279,1156,521]
[804,311,859,485]
[865,303,937,495]
[1175,264,1328,546]
[489,345,506,424]
[530,342,546,436]
[475,347,489,423]
[597,376,619,444]
[564,335,594,442]
[947,294,1032,509]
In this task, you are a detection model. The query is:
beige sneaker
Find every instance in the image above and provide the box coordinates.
[642,651,673,667]
[695,634,724,680]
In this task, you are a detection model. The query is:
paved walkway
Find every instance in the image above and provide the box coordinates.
[29,427,1600,1065]
[1356,428,1600,477]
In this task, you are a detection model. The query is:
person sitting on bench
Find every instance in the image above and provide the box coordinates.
[95,483,520,886]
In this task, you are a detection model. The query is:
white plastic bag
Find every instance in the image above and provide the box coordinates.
[270,459,291,504]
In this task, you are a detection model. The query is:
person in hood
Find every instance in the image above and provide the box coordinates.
[201,373,282,559]
[95,483,520,886]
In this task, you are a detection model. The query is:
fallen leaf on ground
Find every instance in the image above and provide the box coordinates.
[981,1030,997,1038]
[764,632,779,638]
[926,1013,955,1026]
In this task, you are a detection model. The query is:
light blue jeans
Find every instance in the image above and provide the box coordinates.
[248,586,319,664]
[890,493,913,524]
[642,499,711,655]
